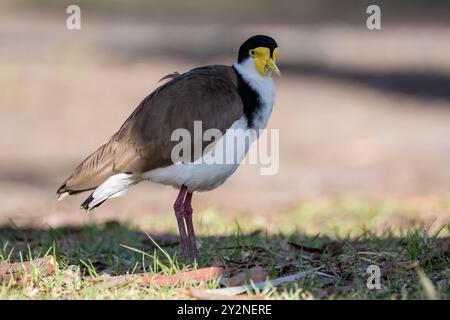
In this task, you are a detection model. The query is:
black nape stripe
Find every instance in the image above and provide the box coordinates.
[233,66,261,128]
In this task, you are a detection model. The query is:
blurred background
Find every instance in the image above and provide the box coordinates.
[1,0,450,229]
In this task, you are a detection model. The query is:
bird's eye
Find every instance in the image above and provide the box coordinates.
[249,49,255,57]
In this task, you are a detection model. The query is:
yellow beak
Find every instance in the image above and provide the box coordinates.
[265,58,281,76]
[251,47,280,77]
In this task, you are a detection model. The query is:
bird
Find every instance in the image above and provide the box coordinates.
[57,35,280,264]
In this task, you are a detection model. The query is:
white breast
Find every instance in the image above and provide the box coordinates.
[142,117,253,192]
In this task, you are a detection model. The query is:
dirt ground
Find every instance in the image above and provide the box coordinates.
[1,11,450,227]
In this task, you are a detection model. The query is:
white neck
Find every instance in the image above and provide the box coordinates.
[233,58,276,129]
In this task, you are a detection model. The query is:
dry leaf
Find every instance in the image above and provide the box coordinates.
[227,266,268,286]
[89,267,225,289]
[396,260,420,270]
[141,267,225,286]
[0,256,58,285]
[61,265,81,289]
[209,256,223,268]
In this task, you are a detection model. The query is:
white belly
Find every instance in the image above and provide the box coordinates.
[142,117,258,192]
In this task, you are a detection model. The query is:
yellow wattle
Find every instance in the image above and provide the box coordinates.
[251,47,271,77]
[254,57,267,76]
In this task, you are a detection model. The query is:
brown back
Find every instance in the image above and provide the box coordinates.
[57,65,244,195]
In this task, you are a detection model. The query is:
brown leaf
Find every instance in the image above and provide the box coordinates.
[90,275,133,289]
[0,255,58,285]
[209,256,223,268]
[396,260,420,270]
[89,267,225,289]
[226,266,268,286]
[141,267,225,286]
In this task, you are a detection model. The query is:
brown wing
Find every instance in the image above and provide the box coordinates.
[57,65,244,196]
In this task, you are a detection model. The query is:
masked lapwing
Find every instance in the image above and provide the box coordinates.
[57,35,280,264]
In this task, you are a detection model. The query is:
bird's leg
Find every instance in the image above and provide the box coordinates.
[173,185,190,264]
[184,192,198,263]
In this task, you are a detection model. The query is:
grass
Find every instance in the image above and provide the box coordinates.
[0,198,449,299]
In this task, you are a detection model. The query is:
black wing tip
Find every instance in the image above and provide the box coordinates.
[80,194,94,210]
[56,183,67,195]
[80,193,106,211]
[57,183,72,201]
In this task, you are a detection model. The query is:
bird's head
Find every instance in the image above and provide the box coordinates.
[237,35,280,77]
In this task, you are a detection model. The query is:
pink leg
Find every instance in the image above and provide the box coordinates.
[173,185,190,264]
[184,192,199,263]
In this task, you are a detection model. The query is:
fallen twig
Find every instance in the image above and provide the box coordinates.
[0,255,58,285]
[201,268,325,296]
[88,267,225,289]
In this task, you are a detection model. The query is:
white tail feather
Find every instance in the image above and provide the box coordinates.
[87,173,138,209]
